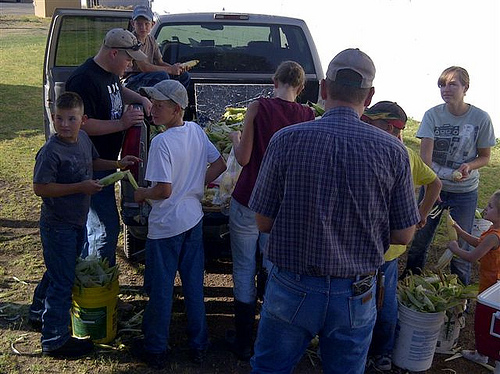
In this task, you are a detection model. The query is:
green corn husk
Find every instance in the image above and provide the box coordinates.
[307,101,325,116]
[398,270,477,313]
[98,171,128,187]
[74,254,119,288]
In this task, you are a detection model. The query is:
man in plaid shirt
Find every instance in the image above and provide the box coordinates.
[248,48,420,374]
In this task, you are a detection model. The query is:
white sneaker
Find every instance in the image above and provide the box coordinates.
[462,349,488,364]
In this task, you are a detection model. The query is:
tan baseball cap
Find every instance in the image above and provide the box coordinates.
[103,28,147,61]
[140,80,188,109]
[326,48,375,88]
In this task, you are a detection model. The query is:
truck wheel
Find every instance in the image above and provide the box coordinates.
[123,224,146,262]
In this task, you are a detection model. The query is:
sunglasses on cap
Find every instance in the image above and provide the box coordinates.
[106,41,142,51]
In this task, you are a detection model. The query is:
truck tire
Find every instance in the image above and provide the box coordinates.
[123,224,146,263]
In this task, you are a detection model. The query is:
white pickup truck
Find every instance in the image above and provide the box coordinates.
[43,8,324,261]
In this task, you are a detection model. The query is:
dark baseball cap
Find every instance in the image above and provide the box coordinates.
[132,5,154,21]
[362,101,407,129]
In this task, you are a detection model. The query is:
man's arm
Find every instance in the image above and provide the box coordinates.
[255,213,274,233]
[82,108,143,136]
[417,177,442,228]
[82,88,151,136]
[390,226,416,245]
[122,86,152,115]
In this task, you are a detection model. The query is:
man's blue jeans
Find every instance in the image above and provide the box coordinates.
[125,71,191,92]
[369,258,398,357]
[405,189,477,285]
[250,266,377,374]
[36,221,85,351]
[84,170,120,267]
[229,199,270,304]
[142,220,208,354]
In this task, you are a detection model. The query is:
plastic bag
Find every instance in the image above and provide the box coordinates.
[213,147,242,211]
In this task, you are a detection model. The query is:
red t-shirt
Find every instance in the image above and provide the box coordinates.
[232,97,314,207]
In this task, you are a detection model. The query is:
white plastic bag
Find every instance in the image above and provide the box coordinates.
[213,147,242,210]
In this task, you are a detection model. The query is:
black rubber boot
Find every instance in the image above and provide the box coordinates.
[233,300,256,361]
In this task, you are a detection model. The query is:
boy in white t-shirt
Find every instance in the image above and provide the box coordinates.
[132,80,226,369]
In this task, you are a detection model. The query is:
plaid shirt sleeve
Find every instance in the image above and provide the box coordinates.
[389,148,421,230]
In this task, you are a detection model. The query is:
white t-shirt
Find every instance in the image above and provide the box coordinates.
[417,104,496,193]
[145,121,221,239]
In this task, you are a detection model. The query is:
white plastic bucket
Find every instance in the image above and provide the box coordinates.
[435,307,465,353]
[472,218,492,237]
[392,303,445,371]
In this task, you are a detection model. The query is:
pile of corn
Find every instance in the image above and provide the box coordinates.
[307,101,325,117]
[398,271,476,313]
[74,255,119,288]
[204,107,246,156]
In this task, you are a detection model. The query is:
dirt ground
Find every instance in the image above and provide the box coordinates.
[0,193,495,374]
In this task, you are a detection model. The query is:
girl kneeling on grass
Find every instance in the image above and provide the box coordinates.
[448,189,500,367]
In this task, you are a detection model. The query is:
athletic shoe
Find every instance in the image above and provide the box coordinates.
[462,349,488,364]
[373,355,392,371]
[42,337,93,358]
[130,338,167,370]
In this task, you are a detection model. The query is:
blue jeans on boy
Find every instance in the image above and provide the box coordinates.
[142,220,208,354]
[125,71,191,92]
[84,170,120,267]
[250,266,377,374]
[405,189,477,285]
[229,199,270,304]
[36,221,85,351]
[369,258,398,358]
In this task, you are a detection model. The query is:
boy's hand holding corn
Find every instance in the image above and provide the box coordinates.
[80,179,103,195]
[447,240,461,255]
[134,187,148,203]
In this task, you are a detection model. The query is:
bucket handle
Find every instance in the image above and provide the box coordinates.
[490,311,500,338]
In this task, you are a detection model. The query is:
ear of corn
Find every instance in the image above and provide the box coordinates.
[452,170,463,181]
[435,249,454,271]
[307,101,325,116]
[433,209,458,271]
[125,170,139,190]
[446,209,458,240]
[123,170,153,206]
[475,209,483,219]
[98,171,128,187]
[181,59,199,69]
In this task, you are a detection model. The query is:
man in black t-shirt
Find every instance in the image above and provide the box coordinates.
[66,28,152,266]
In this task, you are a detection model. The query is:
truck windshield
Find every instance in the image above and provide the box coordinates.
[156,23,315,74]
